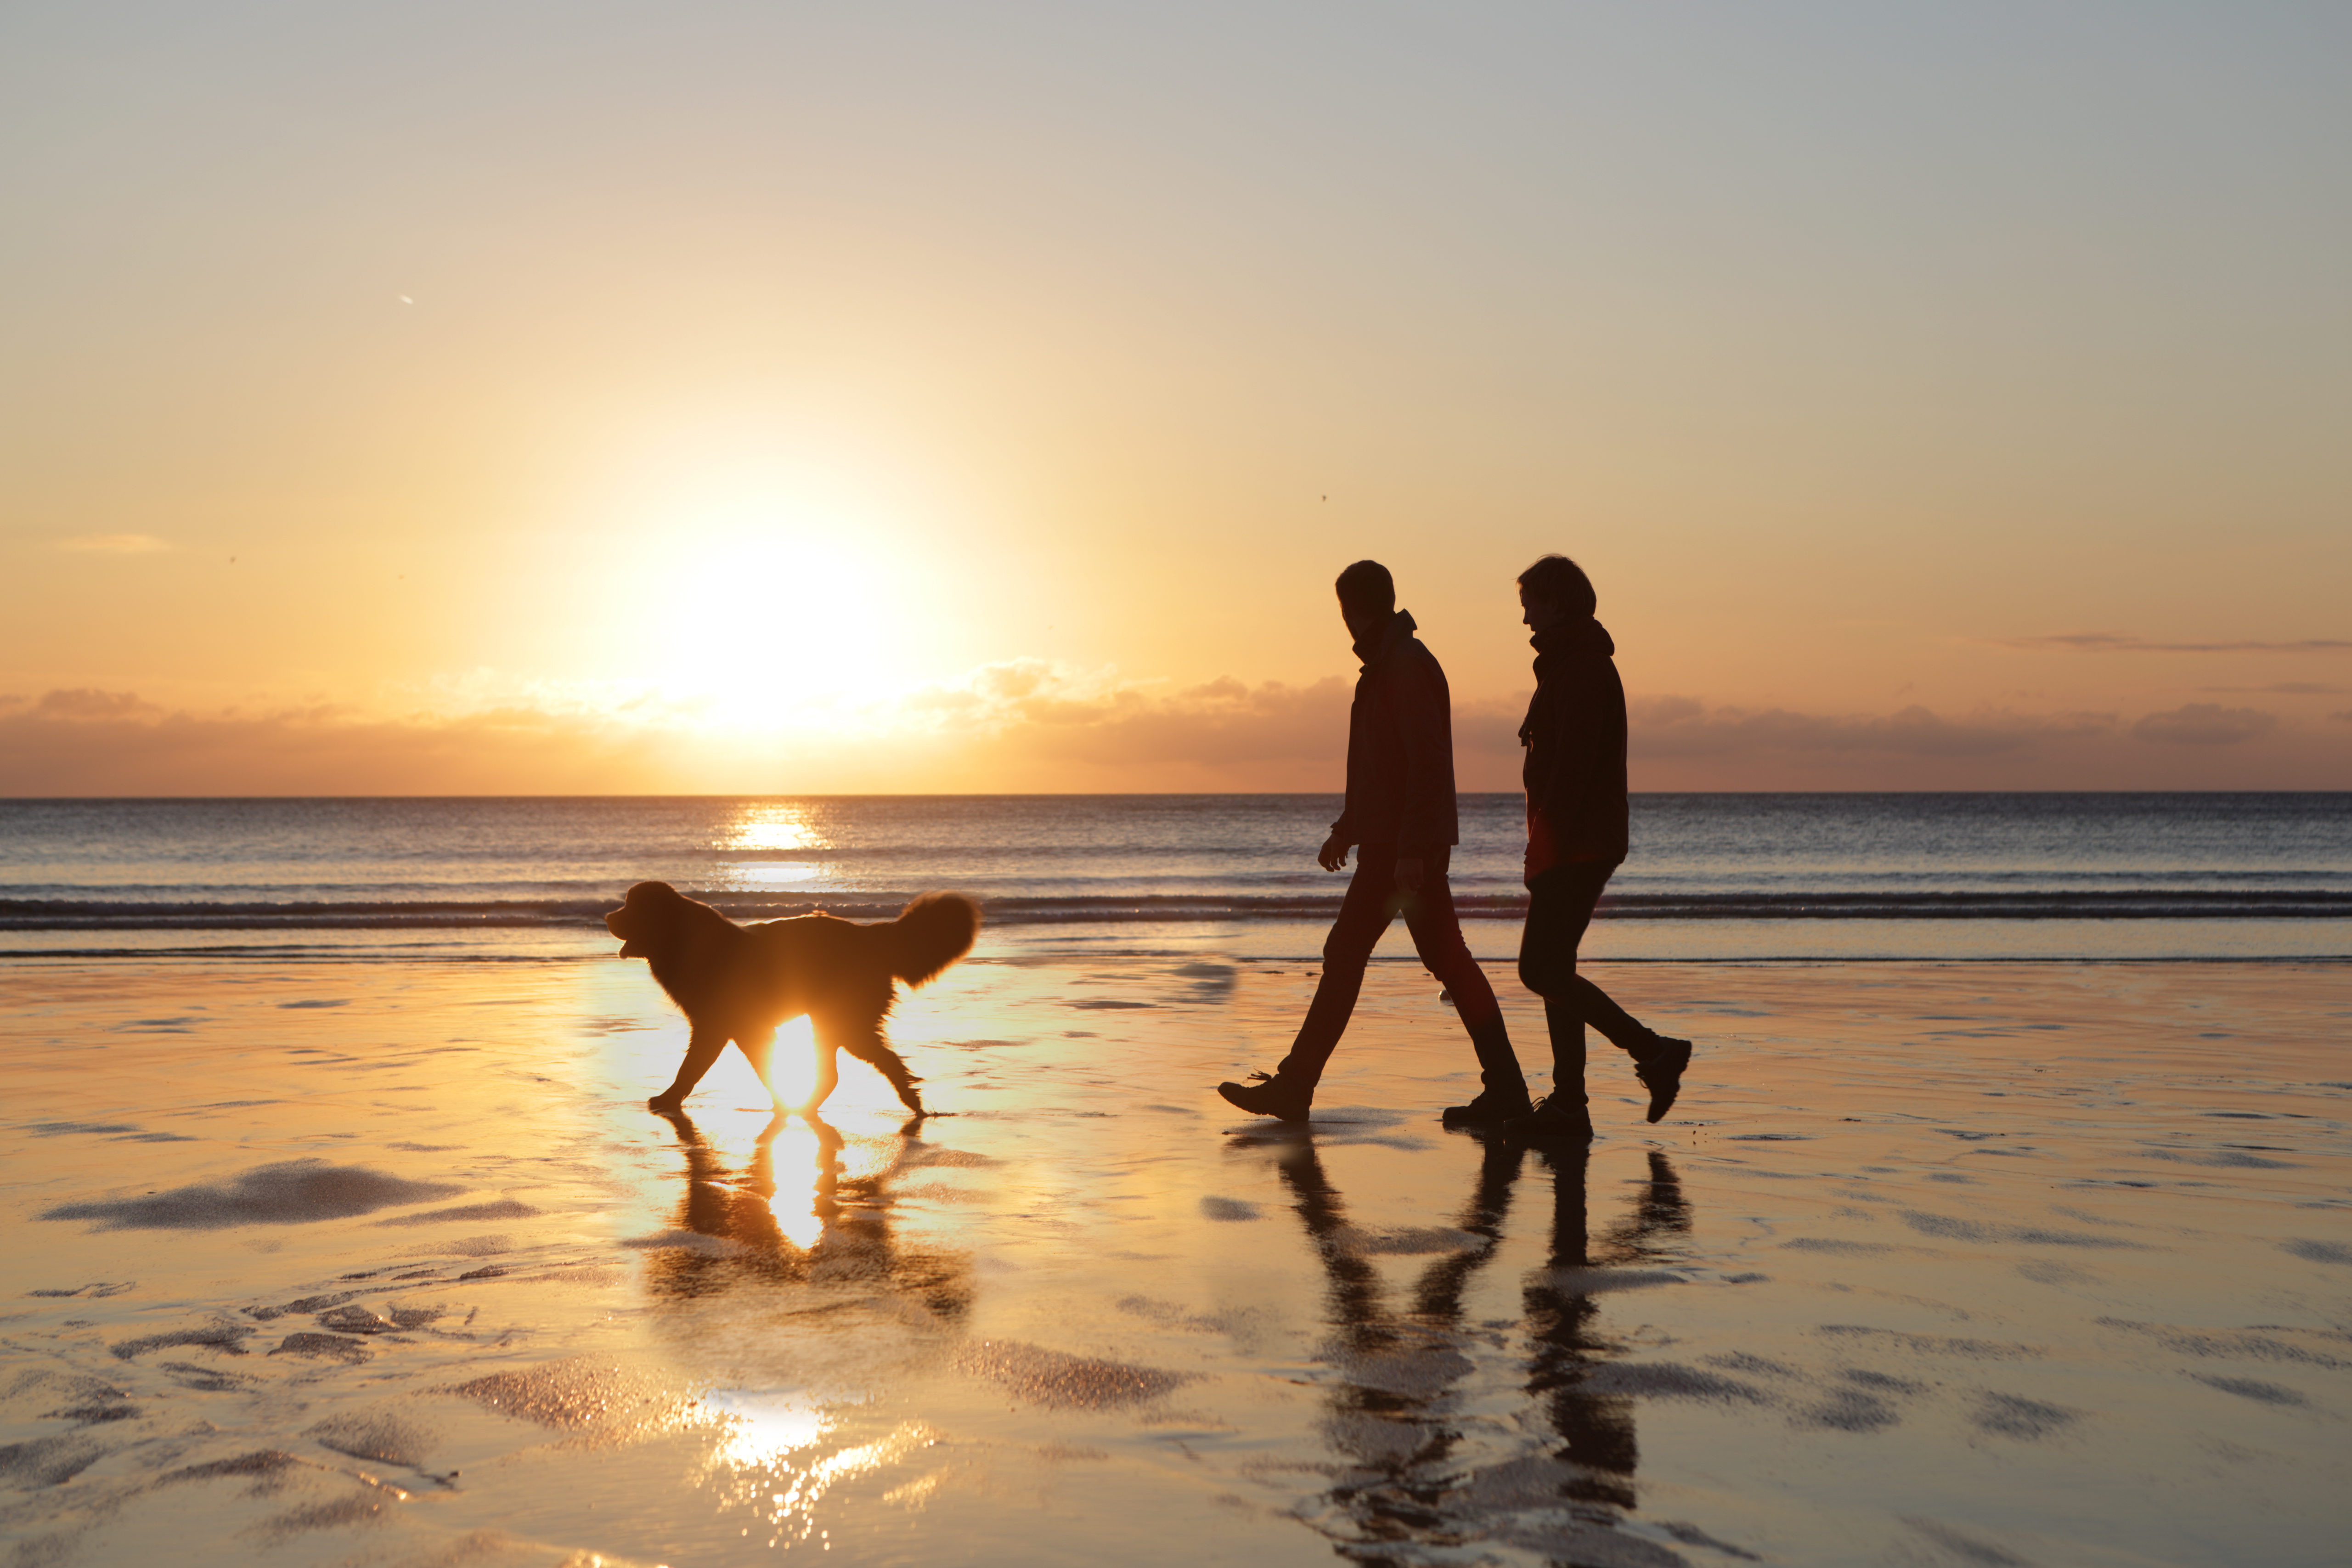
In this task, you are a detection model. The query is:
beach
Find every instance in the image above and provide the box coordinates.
[4,949,2347,1567]
[11,0,2351,1560]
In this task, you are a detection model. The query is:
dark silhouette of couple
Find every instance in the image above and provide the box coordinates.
[1218,557,1693,1143]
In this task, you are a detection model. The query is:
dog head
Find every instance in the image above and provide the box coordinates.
[606,880,692,958]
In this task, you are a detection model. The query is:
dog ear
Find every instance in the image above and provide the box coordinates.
[625,880,679,905]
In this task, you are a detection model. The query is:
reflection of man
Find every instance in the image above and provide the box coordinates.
[1218,559,1528,1124]
[1259,1131,1690,1550]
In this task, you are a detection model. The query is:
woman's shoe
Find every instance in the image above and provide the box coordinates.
[1635,1037,1692,1123]
[1441,1084,1534,1127]
[1501,1094,1594,1145]
[1217,1070,1312,1122]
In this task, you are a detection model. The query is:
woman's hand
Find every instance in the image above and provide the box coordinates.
[1524,809,1558,887]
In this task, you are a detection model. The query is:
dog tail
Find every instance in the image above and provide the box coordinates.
[886,891,981,987]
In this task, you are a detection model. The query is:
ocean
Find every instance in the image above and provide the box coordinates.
[1,793,2345,963]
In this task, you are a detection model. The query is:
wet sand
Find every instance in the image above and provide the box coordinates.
[3,953,2348,1567]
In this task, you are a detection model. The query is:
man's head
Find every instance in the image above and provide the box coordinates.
[1517,554,1596,632]
[1334,559,1395,643]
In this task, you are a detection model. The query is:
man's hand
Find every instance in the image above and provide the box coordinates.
[1393,855,1425,894]
[1318,833,1351,873]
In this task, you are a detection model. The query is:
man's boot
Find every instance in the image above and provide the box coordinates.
[1441,1019,1534,1127]
[1218,1070,1313,1122]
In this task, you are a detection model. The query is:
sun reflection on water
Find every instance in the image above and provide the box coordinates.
[717,805,835,893]
[733,863,822,885]
[721,805,831,856]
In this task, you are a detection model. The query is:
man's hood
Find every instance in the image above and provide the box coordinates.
[1532,615,1614,659]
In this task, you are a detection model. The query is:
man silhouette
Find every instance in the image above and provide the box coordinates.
[1505,554,1692,1143]
[1218,560,1529,1124]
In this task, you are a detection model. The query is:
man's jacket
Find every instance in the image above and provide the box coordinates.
[1521,616,1630,870]
[1330,609,1459,850]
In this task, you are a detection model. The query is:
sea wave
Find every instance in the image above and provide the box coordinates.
[3,887,2348,932]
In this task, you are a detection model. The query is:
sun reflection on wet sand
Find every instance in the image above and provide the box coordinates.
[694,1389,940,1550]
[708,1415,938,1551]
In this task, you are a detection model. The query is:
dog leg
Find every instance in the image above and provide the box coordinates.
[736,1027,781,1106]
[821,1020,926,1117]
[799,1041,840,1115]
[650,1026,728,1112]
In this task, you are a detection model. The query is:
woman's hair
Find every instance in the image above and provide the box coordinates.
[1334,559,1395,616]
[1517,554,1596,617]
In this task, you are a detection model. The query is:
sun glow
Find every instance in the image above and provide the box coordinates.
[595,478,930,731]
[765,1019,822,1108]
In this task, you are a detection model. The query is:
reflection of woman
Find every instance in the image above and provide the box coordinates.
[1510,555,1694,1143]
[1266,1133,1688,1551]
[1270,1134,1512,1512]
[1523,1148,1689,1505]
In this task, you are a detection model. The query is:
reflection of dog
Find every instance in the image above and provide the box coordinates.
[606,882,979,1117]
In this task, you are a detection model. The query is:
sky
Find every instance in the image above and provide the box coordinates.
[3,1,2347,794]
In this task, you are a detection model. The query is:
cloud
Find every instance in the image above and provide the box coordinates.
[2130,704,2279,746]
[27,688,165,720]
[0,689,694,795]
[1,674,2342,795]
[1994,632,2352,655]
[54,534,171,554]
[932,665,1349,768]
[1623,697,2114,760]
[0,666,1351,794]
[883,661,1353,786]
[2200,683,2347,695]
